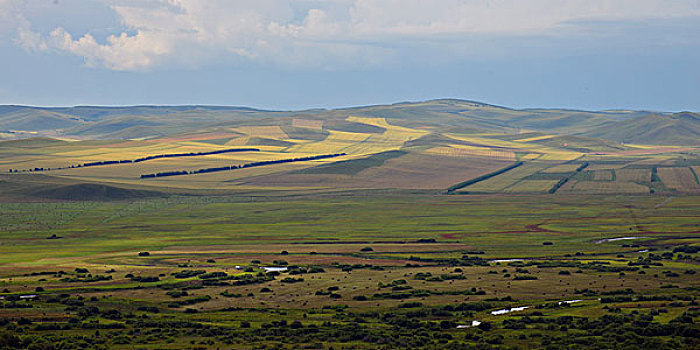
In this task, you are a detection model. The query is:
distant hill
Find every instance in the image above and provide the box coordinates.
[581,112,700,146]
[0,100,696,145]
[31,183,163,201]
[0,174,166,201]
[0,108,84,131]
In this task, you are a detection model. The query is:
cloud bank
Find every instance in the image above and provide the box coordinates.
[8,0,700,71]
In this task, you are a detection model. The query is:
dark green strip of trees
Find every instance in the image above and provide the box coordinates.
[82,148,260,167]
[548,162,589,194]
[10,148,260,173]
[140,153,347,179]
[446,161,524,194]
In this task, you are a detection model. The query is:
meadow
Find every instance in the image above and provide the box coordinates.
[0,194,698,349]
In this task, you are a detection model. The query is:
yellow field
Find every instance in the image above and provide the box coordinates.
[537,152,581,161]
[425,145,516,160]
[289,117,427,156]
[519,153,543,160]
[513,134,557,142]
[288,129,371,154]
[444,133,581,161]
[346,116,390,127]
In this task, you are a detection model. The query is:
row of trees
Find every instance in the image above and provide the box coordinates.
[8,148,260,173]
[446,161,524,193]
[549,162,589,193]
[79,148,261,168]
[140,153,346,179]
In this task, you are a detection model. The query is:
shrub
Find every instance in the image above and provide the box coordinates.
[281,277,304,283]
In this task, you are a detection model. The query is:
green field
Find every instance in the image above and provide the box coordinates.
[1,194,699,349]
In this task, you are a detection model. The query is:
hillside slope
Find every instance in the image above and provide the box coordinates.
[581,112,700,145]
[0,100,696,146]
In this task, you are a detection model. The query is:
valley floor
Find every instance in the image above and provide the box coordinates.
[1,193,699,349]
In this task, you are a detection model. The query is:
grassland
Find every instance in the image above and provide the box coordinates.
[0,193,699,349]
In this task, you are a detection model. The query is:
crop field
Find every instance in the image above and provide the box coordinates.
[584,162,630,170]
[502,180,560,193]
[456,163,550,193]
[291,119,323,129]
[3,117,698,197]
[244,153,513,190]
[657,167,700,192]
[593,170,614,181]
[425,145,517,161]
[540,163,580,173]
[615,168,651,182]
[0,194,699,349]
[561,180,651,194]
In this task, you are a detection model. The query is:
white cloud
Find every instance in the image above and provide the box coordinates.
[16,23,48,52]
[11,0,700,70]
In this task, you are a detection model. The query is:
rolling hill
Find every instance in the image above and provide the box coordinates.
[581,112,700,146]
[0,99,678,144]
[1,99,698,197]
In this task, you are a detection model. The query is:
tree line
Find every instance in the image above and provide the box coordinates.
[140,153,347,179]
[446,161,524,194]
[548,162,589,194]
[8,148,260,173]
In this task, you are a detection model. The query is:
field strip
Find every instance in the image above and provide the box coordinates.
[446,161,524,193]
[513,135,557,142]
[425,146,516,161]
[10,147,261,173]
[140,153,346,179]
[658,167,700,191]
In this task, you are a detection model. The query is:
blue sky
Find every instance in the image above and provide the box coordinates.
[1,0,699,111]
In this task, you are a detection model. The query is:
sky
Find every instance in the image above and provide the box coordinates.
[1,0,699,111]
